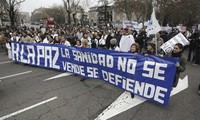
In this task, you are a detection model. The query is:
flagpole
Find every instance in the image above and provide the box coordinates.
[153,1,158,55]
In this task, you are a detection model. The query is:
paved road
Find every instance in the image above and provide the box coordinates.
[0,50,200,120]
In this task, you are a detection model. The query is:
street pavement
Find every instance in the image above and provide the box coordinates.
[0,49,200,120]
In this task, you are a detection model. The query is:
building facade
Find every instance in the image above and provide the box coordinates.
[88,3,138,28]
[88,6,99,26]
[19,12,30,24]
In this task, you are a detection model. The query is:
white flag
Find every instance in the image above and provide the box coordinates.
[146,8,161,36]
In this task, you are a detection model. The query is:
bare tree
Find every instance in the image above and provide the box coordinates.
[45,5,65,24]
[175,0,200,26]
[97,0,113,25]
[156,0,177,26]
[71,0,80,25]
[63,0,72,25]
[31,8,49,22]
[156,0,200,26]
[0,1,7,27]
[133,1,145,22]
[6,0,25,27]
[113,0,135,21]
[63,0,85,25]
[113,0,149,21]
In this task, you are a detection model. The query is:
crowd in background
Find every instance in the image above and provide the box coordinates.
[0,25,199,66]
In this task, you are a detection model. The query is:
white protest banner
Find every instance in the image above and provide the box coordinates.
[123,21,141,30]
[160,33,189,53]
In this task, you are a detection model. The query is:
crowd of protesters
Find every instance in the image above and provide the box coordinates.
[0,24,200,95]
[1,25,199,63]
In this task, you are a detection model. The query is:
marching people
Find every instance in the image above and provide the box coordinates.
[79,39,89,81]
[22,34,35,43]
[81,39,89,48]
[143,42,156,56]
[76,29,83,40]
[81,31,91,48]
[42,34,52,44]
[109,38,120,51]
[151,32,164,55]
[119,28,135,52]
[129,42,140,54]
[97,33,106,49]
[5,35,12,59]
[187,30,198,62]
[90,34,98,48]
[105,30,113,49]
[53,36,61,44]
[135,29,146,52]
[198,84,200,96]
[114,28,122,46]
[62,36,71,46]
[171,43,187,87]
[193,32,200,66]
[75,39,81,47]
[129,42,140,98]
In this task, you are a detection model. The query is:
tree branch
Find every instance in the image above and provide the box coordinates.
[13,0,25,6]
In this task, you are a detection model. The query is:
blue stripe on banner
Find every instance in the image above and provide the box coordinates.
[11,41,178,106]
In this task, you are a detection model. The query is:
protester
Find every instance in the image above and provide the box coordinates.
[5,39,12,59]
[53,36,60,44]
[42,34,51,43]
[90,34,98,48]
[80,39,89,81]
[187,31,197,62]
[129,42,140,54]
[97,33,106,49]
[76,29,83,40]
[143,42,156,56]
[105,30,113,49]
[198,84,200,96]
[81,38,89,48]
[136,29,146,52]
[10,32,20,42]
[171,43,186,87]
[20,32,34,43]
[109,38,120,51]
[193,32,200,66]
[114,29,122,46]
[75,39,81,47]
[119,28,135,52]
[62,37,71,46]
[151,32,164,55]
[81,31,91,48]
[129,42,140,98]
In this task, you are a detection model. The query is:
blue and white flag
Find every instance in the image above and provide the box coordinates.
[146,8,162,36]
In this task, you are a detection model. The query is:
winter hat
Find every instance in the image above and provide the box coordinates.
[147,42,156,50]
